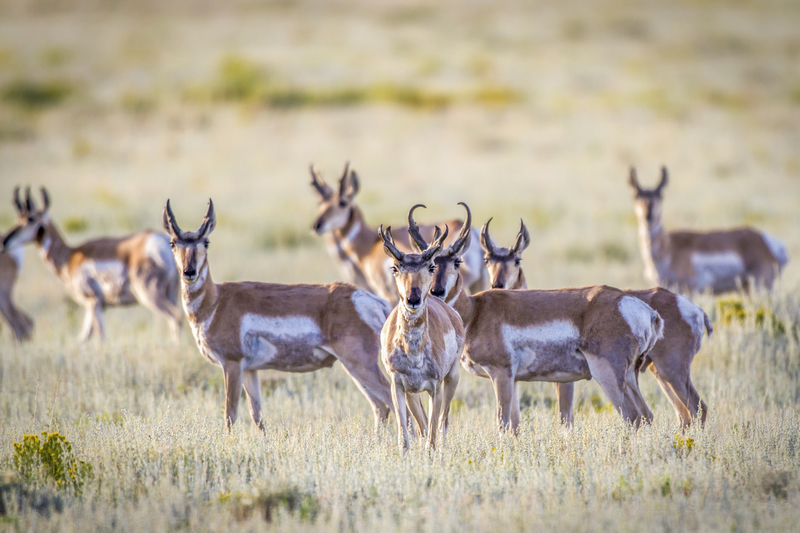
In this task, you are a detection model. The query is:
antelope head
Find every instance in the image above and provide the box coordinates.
[480,218,530,289]
[381,204,449,312]
[310,162,360,234]
[2,186,51,252]
[425,203,472,300]
[629,166,668,226]
[163,199,216,282]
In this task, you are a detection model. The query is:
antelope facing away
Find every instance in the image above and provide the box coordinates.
[428,204,664,432]
[380,205,464,451]
[1,187,182,343]
[0,190,34,341]
[482,219,712,427]
[164,199,405,431]
[309,163,489,304]
[630,167,788,294]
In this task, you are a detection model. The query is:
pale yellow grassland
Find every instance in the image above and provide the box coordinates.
[0,0,799,531]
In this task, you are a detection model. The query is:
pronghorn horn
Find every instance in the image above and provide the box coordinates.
[480,217,496,255]
[12,186,24,215]
[656,166,669,194]
[407,204,428,253]
[629,167,642,193]
[309,164,333,200]
[24,186,37,214]
[337,161,351,198]
[379,225,405,261]
[197,198,216,238]
[348,169,360,196]
[163,199,183,237]
[40,187,50,211]
[510,218,530,254]
[447,202,472,256]
[422,224,449,262]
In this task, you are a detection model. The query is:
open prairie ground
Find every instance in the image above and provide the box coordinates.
[1,0,799,530]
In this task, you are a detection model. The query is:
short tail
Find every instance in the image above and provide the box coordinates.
[703,311,713,338]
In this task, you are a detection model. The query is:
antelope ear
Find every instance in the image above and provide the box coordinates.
[197,199,216,238]
[655,166,669,195]
[347,170,360,197]
[511,219,530,254]
[629,167,642,194]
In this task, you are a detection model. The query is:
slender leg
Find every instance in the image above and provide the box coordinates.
[438,362,460,447]
[649,365,693,427]
[582,352,639,424]
[391,379,409,451]
[242,370,264,430]
[490,371,516,433]
[336,355,393,430]
[511,381,521,431]
[426,384,443,451]
[92,303,105,342]
[625,367,653,423]
[406,394,428,437]
[79,305,95,342]
[222,361,244,431]
[554,382,575,426]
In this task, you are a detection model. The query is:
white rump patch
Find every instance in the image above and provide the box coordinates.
[675,294,704,340]
[501,320,580,370]
[145,232,174,269]
[691,252,745,289]
[760,232,789,267]
[239,314,324,368]
[618,296,663,353]
[351,290,391,334]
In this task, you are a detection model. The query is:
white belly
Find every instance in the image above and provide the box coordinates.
[691,252,745,290]
[502,321,587,381]
[239,314,328,371]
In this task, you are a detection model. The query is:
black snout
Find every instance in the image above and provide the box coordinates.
[431,287,445,298]
[492,283,505,289]
[406,288,422,307]
[312,219,323,233]
[183,268,197,279]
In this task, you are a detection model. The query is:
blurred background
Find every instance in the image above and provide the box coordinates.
[0,0,798,336]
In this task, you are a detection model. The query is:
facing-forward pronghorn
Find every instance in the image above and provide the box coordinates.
[2,187,182,343]
[309,163,488,304]
[163,198,411,431]
[630,166,788,293]
[379,205,464,451]
[481,219,712,427]
[0,189,34,341]
[427,204,664,432]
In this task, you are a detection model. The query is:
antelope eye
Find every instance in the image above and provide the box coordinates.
[390,266,398,274]
[514,259,521,267]
[339,200,348,208]
[428,264,436,273]
[28,216,35,222]
[204,240,210,248]
[454,259,462,268]
[169,241,175,249]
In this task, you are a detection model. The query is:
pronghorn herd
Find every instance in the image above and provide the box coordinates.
[0,166,789,449]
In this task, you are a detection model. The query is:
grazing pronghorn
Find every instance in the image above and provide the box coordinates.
[630,166,788,293]
[1,187,182,343]
[427,204,664,432]
[309,163,488,303]
[0,190,34,341]
[481,219,712,427]
[380,205,464,450]
[164,199,406,431]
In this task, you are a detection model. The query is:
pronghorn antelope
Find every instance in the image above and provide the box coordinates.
[630,166,789,294]
[0,191,34,340]
[482,219,712,427]
[427,205,664,432]
[1,187,182,343]
[164,199,408,431]
[309,163,488,303]
[380,205,464,451]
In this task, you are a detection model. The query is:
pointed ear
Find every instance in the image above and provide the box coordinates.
[655,166,669,195]
[197,199,216,239]
[629,167,642,194]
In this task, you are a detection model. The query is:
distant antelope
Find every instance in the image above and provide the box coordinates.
[1,187,182,343]
[380,205,464,451]
[630,166,788,293]
[482,219,712,427]
[309,163,489,303]
[0,189,34,341]
[427,204,664,432]
[164,199,408,431]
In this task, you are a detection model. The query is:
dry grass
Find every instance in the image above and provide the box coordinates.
[1,0,799,530]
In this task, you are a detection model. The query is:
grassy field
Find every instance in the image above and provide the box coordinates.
[1,0,799,530]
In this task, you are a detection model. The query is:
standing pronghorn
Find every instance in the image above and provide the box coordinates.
[380,205,464,451]
[1,187,182,343]
[163,199,402,431]
[481,219,712,427]
[0,189,34,341]
[309,163,488,303]
[630,166,788,293]
[427,204,664,432]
